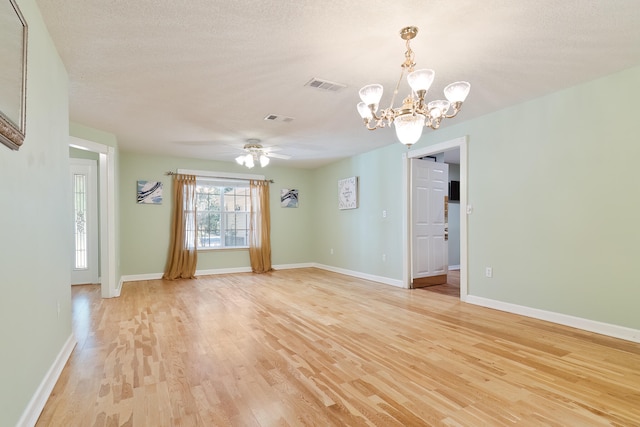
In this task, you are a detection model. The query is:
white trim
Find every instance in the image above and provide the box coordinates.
[273,263,315,270]
[313,263,406,288]
[16,334,77,427]
[116,277,123,297]
[121,273,164,283]
[103,146,118,298]
[466,295,640,344]
[120,263,393,285]
[197,267,252,276]
[448,265,461,270]
[69,136,108,154]
[403,136,469,301]
[177,169,265,181]
[69,138,118,299]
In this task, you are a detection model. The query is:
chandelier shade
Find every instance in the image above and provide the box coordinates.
[356,26,470,146]
[358,84,384,109]
[407,69,435,92]
[444,81,471,103]
[394,114,426,146]
[427,100,451,119]
[357,102,373,119]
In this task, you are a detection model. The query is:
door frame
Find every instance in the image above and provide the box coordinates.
[403,135,468,300]
[70,136,119,298]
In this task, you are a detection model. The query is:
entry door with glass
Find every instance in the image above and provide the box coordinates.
[70,158,99,285]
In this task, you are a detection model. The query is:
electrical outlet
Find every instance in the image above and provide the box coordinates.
[485,267,493,278]
[382,253,386,262]
[330,248,334,255]
[382,210,387,218]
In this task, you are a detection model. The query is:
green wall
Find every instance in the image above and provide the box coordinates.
[419,66,640,329]
[0,0,71,424]
[69,146,99,160]
[309,65,640,330]
[310,143,405,281]
[119,151,314,275]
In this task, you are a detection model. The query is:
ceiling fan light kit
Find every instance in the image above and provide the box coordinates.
[235,141,279,169]
[357,26,470,147]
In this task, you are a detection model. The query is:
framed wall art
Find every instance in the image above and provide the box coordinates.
[338,176,358,210]
[281,188,299,208]
[137,180,163,204]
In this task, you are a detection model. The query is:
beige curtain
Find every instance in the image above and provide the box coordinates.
[163,174,198,280]
[249,179,272,273]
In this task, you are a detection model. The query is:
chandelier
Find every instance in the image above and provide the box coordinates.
[357,26,470,146]
[235,143,270,168]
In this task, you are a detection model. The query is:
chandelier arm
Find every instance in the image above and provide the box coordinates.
[444,101,463,119]
[367,106,389,124]
[363,115,386,130]
[428,117,442,130]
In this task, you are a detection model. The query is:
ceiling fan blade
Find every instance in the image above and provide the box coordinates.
[262,145,282,152]
[267,152,291,160]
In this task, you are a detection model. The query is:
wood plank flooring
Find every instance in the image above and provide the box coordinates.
[37,268,640,426]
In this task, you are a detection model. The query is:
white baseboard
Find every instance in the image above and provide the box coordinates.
[273,262,315,270]
[120,263,402,289]
[313,263,406,288]
[120,272,164,283]
[466,295,640,344]
[16,334,77,427]
[196,266,252,276]
[448,265,461,270]
[116,277,123,297]
[121,263,320,283]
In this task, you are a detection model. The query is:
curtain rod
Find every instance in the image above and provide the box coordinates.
[165,171,274,183]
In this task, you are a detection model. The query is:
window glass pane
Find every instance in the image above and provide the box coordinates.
[74,173,88,269]
[195,181,250,249]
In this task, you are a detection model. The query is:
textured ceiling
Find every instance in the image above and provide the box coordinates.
[35,0,640,168]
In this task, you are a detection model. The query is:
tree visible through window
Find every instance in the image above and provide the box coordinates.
[195,180,250,249]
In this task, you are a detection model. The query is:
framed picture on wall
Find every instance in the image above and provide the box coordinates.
[137,180,163,204]
[281,189,299,208]
[338,176,358,210]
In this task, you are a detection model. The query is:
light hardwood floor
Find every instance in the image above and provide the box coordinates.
[37,268,640,426]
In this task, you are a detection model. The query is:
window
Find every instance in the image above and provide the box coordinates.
[195,179,250,249]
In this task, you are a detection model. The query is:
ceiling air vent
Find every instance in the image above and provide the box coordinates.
[264,114,294,123]
[305,77,347,92]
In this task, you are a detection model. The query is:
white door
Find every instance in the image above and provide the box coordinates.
[70,158,99,285]
[411,158,448,283]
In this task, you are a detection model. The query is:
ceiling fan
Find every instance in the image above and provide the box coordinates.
[235,139,291,168]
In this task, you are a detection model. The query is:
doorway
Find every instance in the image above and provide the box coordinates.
[403,136,468,301]
[70,158,99,285]
[69,136,118,298]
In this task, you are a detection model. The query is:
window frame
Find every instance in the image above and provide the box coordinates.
[177,169,264,251]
